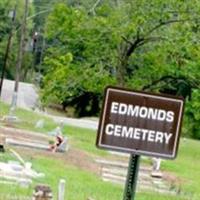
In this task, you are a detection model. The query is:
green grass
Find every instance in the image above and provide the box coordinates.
[0,151,123,199]
[0,151,189,200]
[136,193,189,200]
[63,125,108,157]
[0,101,56,133]
[0,152,190,200]
[0,152,35,196]
[161,139,200,199]
[0,101,107,156]
[34,156,124,200]
[0,101,200,199]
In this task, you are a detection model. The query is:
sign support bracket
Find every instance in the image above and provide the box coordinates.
[123,154,140,200]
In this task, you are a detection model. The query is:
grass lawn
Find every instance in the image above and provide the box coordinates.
[0,151,123,199]
[0,101,56,133]
[0,150,190,200]
[161,139,200,200]
[0,101,200,199]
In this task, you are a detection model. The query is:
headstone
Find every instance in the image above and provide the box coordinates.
[58,179,66,200]
[3,104,18,123]
[152,158,161,171]
[35,119,44,129]
[33,185,53,200]
[151,158,163,178]
[10,91,17,109]
[19,179,32,188]
[57,137,69,152]
[48,123,63,137]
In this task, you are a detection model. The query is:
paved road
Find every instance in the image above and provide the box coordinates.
[1,79,38,110]
[45,114,99,130]
[1,79,98,130]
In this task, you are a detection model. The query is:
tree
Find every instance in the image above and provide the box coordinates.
[41,3,116,116]
[40,0,200,139]
[0,0,17,79]
[0,0,34,83]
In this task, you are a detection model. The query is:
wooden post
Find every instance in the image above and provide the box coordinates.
[58,179,66,200]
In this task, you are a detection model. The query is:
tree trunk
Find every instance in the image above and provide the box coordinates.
[116,42,129,87]
[116,58,128,87]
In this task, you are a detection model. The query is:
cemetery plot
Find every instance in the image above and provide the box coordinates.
[96,157,182,196]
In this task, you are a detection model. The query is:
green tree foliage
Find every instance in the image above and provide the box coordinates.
[40,0,200,137]
[184,90,200,139]
[0,0,34,81]
[42,3,116,116]
[0,0,17,78]
[41,53,73,103]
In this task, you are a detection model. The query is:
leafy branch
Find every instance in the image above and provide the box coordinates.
[122,17,200,59]
[89,0,102,15]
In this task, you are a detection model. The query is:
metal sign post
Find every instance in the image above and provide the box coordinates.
[123,154,140,200]
[96,86,185,200]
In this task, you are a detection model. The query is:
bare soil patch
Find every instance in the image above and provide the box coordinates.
[0,126,100,175]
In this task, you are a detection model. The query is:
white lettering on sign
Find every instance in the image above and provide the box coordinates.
[105,124,173,145]
[110,102,174,122]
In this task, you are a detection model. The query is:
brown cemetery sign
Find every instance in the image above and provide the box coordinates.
[96,86,184,159]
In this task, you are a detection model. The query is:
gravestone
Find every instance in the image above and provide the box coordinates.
[0,135,5,152]
[58,179,66,200]
[35,119,44,129]
[33,185,53,200]
[151,157,163,178]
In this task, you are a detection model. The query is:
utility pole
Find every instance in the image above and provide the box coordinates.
[11,0,29,109]
[0,5,17,97]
